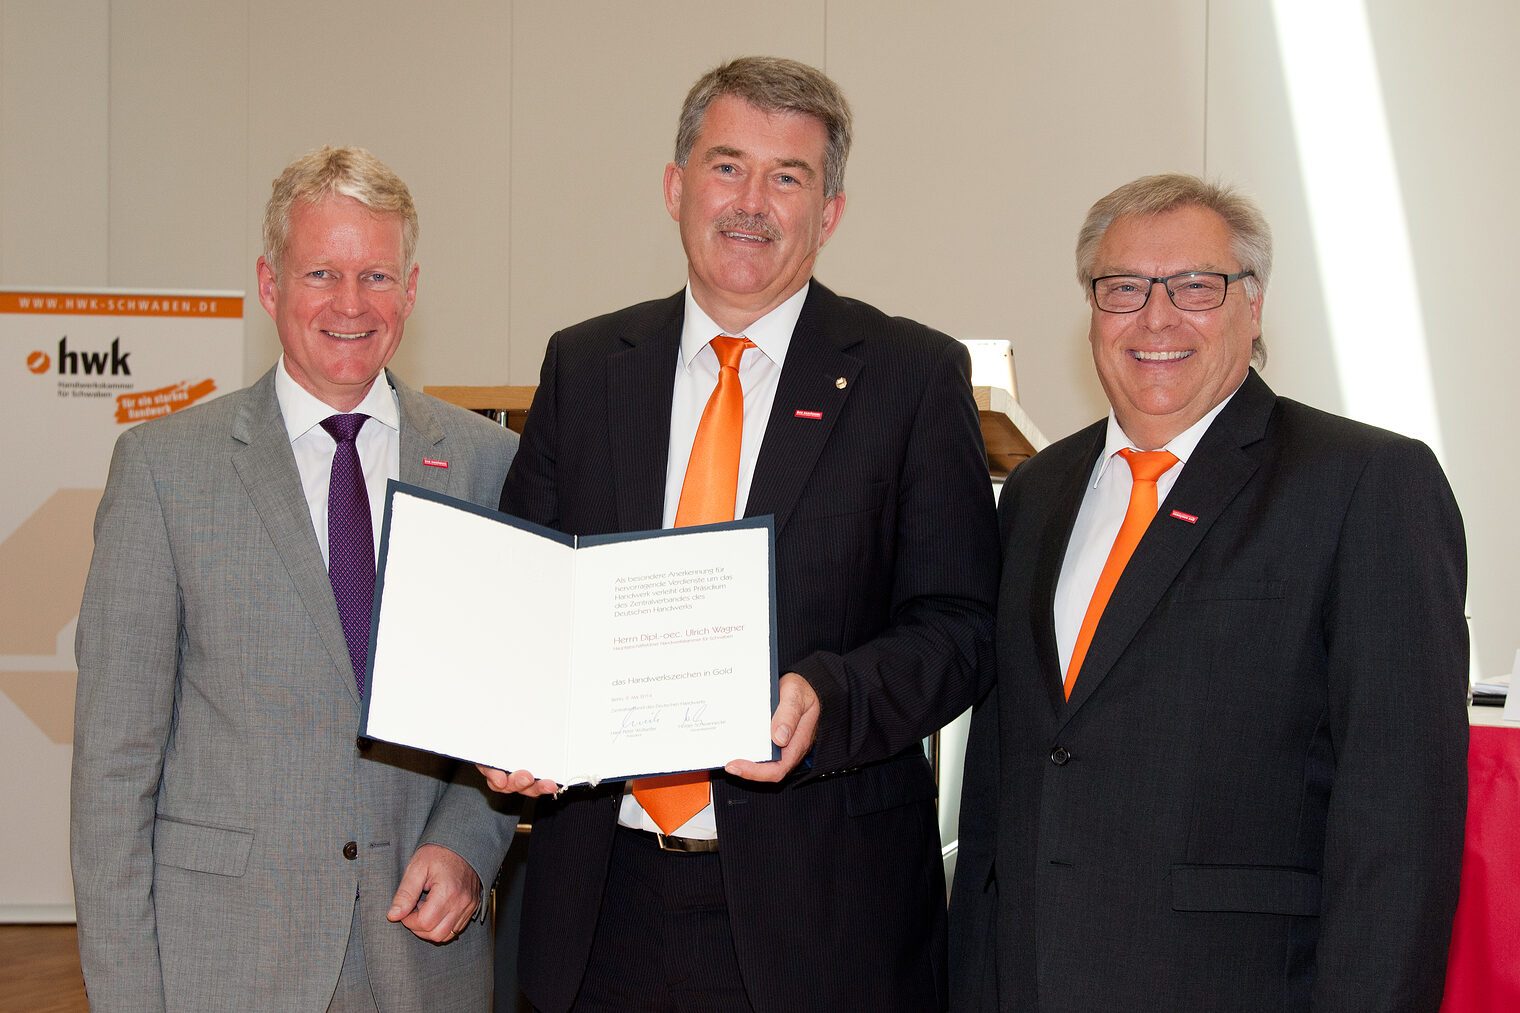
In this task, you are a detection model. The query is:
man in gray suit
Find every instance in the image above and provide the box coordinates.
[71,146,518,1012]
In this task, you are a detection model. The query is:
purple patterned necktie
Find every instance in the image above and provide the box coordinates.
[321,413,374,692]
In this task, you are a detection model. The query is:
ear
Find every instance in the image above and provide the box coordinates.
[818,191,847,246]
[663,162,684,222]
[256,256,279,320]
[402,262,420,320]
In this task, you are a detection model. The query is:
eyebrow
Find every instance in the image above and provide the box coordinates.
[1095,263,1229,277]
[701,145,818,180]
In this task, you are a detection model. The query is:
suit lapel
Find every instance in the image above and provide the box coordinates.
[1028,425,1104,714]
[393,372,452,496]
[745,284,861,535]
[230,368,359,701]
[1061,370,1276,722]
[609,293,683,532]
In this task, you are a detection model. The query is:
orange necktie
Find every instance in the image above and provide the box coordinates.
[1063,448,1178,700]
[632,335,754,835]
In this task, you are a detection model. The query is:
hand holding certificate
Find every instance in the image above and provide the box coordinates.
[360,483,780,786]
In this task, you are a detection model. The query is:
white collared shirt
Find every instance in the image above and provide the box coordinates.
[620,282,809,838]
[659,283,806,527]
[274,356,401,564]
[1052,383,1241,677]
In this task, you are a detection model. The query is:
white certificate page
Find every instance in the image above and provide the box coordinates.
[569,526,776,783]
[361,484,777,785]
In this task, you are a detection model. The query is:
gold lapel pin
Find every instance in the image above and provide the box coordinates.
[835,377,847,390]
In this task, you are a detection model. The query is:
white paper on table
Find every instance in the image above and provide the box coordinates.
[1501,649,1520,723]
[1473,673,1511,696]
[359,482,779,785]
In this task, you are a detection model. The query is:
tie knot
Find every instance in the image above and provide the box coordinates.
[710,335,754,370]
[1117,447,1178,484]
[321,413,369,444]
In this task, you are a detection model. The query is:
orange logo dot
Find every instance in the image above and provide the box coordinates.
[26,351,50,374]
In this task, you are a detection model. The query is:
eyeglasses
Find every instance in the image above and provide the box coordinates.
[1091,270,1255,313]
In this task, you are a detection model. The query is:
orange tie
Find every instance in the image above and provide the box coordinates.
[632,335,754,835]
[1063,448,1178,700]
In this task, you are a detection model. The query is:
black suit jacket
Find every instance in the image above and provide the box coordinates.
[950,369,1468,1012]
[502,283,1000,1012]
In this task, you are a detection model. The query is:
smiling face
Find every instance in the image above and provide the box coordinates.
[257,196,418,412]
[664,95,845,334]
[1088,205,1262,449]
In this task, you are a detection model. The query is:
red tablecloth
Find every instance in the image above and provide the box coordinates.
[1442,724,1520,1010]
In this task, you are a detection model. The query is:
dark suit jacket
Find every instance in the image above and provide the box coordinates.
[71,368,519,1013]
[950,369,1469,1012]
[501,283,1000,1013]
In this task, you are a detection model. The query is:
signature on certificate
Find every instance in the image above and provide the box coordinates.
[612,707,663,740]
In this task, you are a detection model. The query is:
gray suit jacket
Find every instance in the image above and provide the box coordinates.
[951,370,1468,1012]
[71,366,519,1013]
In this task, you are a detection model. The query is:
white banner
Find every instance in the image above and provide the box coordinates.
[0,288,244,921]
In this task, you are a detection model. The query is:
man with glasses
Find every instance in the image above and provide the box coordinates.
[951,173,1468,1012]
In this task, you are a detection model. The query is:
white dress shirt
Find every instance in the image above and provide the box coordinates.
[658,285,805,527]
[620,282,810,838]
[274,356,401,564]
[1052,383,1242,677]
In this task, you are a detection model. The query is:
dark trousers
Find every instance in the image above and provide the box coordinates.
[494,828,532,1013]
[564,827,752,1013]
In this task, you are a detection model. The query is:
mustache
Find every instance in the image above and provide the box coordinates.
[713,211,781,241]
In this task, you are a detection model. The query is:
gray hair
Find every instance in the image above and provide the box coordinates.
[674,56,853,199]
[1076,173,1271,365]
[262,145,418,277]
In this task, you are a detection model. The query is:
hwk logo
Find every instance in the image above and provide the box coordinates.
[55,336,131,375]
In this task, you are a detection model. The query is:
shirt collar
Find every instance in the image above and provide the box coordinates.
[679,282,809,371]
[1093,378,1244,487]
[274,355,400,443]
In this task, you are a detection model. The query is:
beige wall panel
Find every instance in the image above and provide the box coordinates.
[1207,0,1518,680]
[2,0,1512,916]
[107,0,247,292]
[1368,0,1520,682]
[245,1,512,390]
[1203,2,1337,410]
[0,0,109,285]
[825,0,1207,443]
[505,1,825,384]
[0,0,109,919]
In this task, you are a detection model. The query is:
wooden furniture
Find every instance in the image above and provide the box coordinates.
[423,385,536,434]
[425,384,1048,478]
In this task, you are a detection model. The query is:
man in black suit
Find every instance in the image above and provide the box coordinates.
[950,173,1468,1012]
[478,57,999,1012]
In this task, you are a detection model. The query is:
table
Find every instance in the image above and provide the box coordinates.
[1442,711,1520,1010]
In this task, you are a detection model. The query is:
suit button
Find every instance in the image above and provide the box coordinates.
[355,736,373,752]
[343,841,358,860]
[1049,746,1071,766]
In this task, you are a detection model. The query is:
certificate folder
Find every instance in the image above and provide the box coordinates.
[360,482,779,786]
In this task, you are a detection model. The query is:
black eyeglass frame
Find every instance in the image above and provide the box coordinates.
[1090,269,1256,313]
